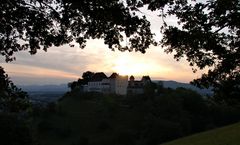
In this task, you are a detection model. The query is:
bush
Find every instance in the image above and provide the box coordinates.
[55,127,72,138]
[0,113,34,145]
[46,102,57,113]
[97,120,111,132]
[116,131,136,145]
[37,120,53,132]
[77,136,89,145]
[209,104,240,127]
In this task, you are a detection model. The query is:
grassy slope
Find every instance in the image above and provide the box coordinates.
[161,122,240,145]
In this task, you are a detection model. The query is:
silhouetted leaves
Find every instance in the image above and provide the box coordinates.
[0,0,155,62]
[0,113,34,145]
[1,0,239,104]
[134,0,240,103]
[0,66,30,113]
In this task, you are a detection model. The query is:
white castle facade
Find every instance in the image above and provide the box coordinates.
[86,72,128,95]
[83,72,152,95]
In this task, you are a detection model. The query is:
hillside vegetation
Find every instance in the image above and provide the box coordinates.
[36,92,140,145]
[161,122,240,145]
[34,88,240,145]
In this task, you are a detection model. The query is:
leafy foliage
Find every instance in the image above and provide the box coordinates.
[1,0,239,103]
[0,0,155,62]
[170,1,239,88]
[37,88,240,145]
[68,71,95,90]
[130,0,240,103]
[0,66,30,113]
[82,71,95,84]
[0,113,34,145]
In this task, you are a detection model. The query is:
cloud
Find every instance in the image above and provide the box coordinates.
[0,41,207,85]
[0,8,208,85]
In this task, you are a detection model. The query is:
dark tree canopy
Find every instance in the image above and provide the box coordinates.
[82,71,95,84]
[0,66,30,113]
[1,0,240,103]
[68,71,95,90]
[160,0,239,86]
[128,0,240,102]
[151,0,239,103]
[0,0,154,62]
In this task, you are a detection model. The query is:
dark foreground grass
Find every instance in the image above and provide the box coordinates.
[161,122,240,145]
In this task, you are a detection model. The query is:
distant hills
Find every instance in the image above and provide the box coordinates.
[158,80,213,96]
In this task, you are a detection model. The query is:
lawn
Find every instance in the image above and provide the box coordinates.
[161,122,240,145]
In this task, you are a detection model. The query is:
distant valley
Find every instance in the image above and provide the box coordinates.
[18,84,69,104]
[19,84,69,93]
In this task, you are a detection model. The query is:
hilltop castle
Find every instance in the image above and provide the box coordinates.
[83,72,151,95]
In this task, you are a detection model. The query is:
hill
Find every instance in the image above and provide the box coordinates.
[157,80,213,96]
[161,122,240,145]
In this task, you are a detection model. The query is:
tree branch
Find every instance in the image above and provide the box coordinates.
[214,23,228,34]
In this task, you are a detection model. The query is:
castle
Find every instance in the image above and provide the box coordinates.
[83,72,151,95]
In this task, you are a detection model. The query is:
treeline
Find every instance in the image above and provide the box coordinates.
[35,87,240,145]
[124,88,240,145]
[0,67,34,145]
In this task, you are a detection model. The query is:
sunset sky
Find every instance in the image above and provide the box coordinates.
[0,7,207,85]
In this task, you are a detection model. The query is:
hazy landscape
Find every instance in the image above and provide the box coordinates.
[19,80,212,103]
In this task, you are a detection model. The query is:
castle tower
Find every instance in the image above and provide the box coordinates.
[129,75,135,87]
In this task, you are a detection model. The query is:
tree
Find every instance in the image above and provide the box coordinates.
[0,0,154,62]
[144,82,157,96]
[0,66,30,113]
[68,71,94,91]
[68,81,78,91]
[0,67,33,145]
[82,71,95,84]
[1,0,239,103]
[128,0,240,103]
[156,81,164,94]
[0,113,34,145]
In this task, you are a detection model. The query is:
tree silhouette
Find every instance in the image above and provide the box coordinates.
[1,0,239,103]
[128,0,240,103]
[0,66,29,113]
[0,0,154,62]
[82,71,95,84]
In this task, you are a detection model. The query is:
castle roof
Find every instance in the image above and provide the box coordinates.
[141,76,151,81]
[109,72,119,79]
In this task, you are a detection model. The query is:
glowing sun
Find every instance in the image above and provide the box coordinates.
[112,54,152,76]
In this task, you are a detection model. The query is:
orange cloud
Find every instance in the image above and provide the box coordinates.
[1,63,79,79]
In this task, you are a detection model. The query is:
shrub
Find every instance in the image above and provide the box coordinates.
[0,113,33,145]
